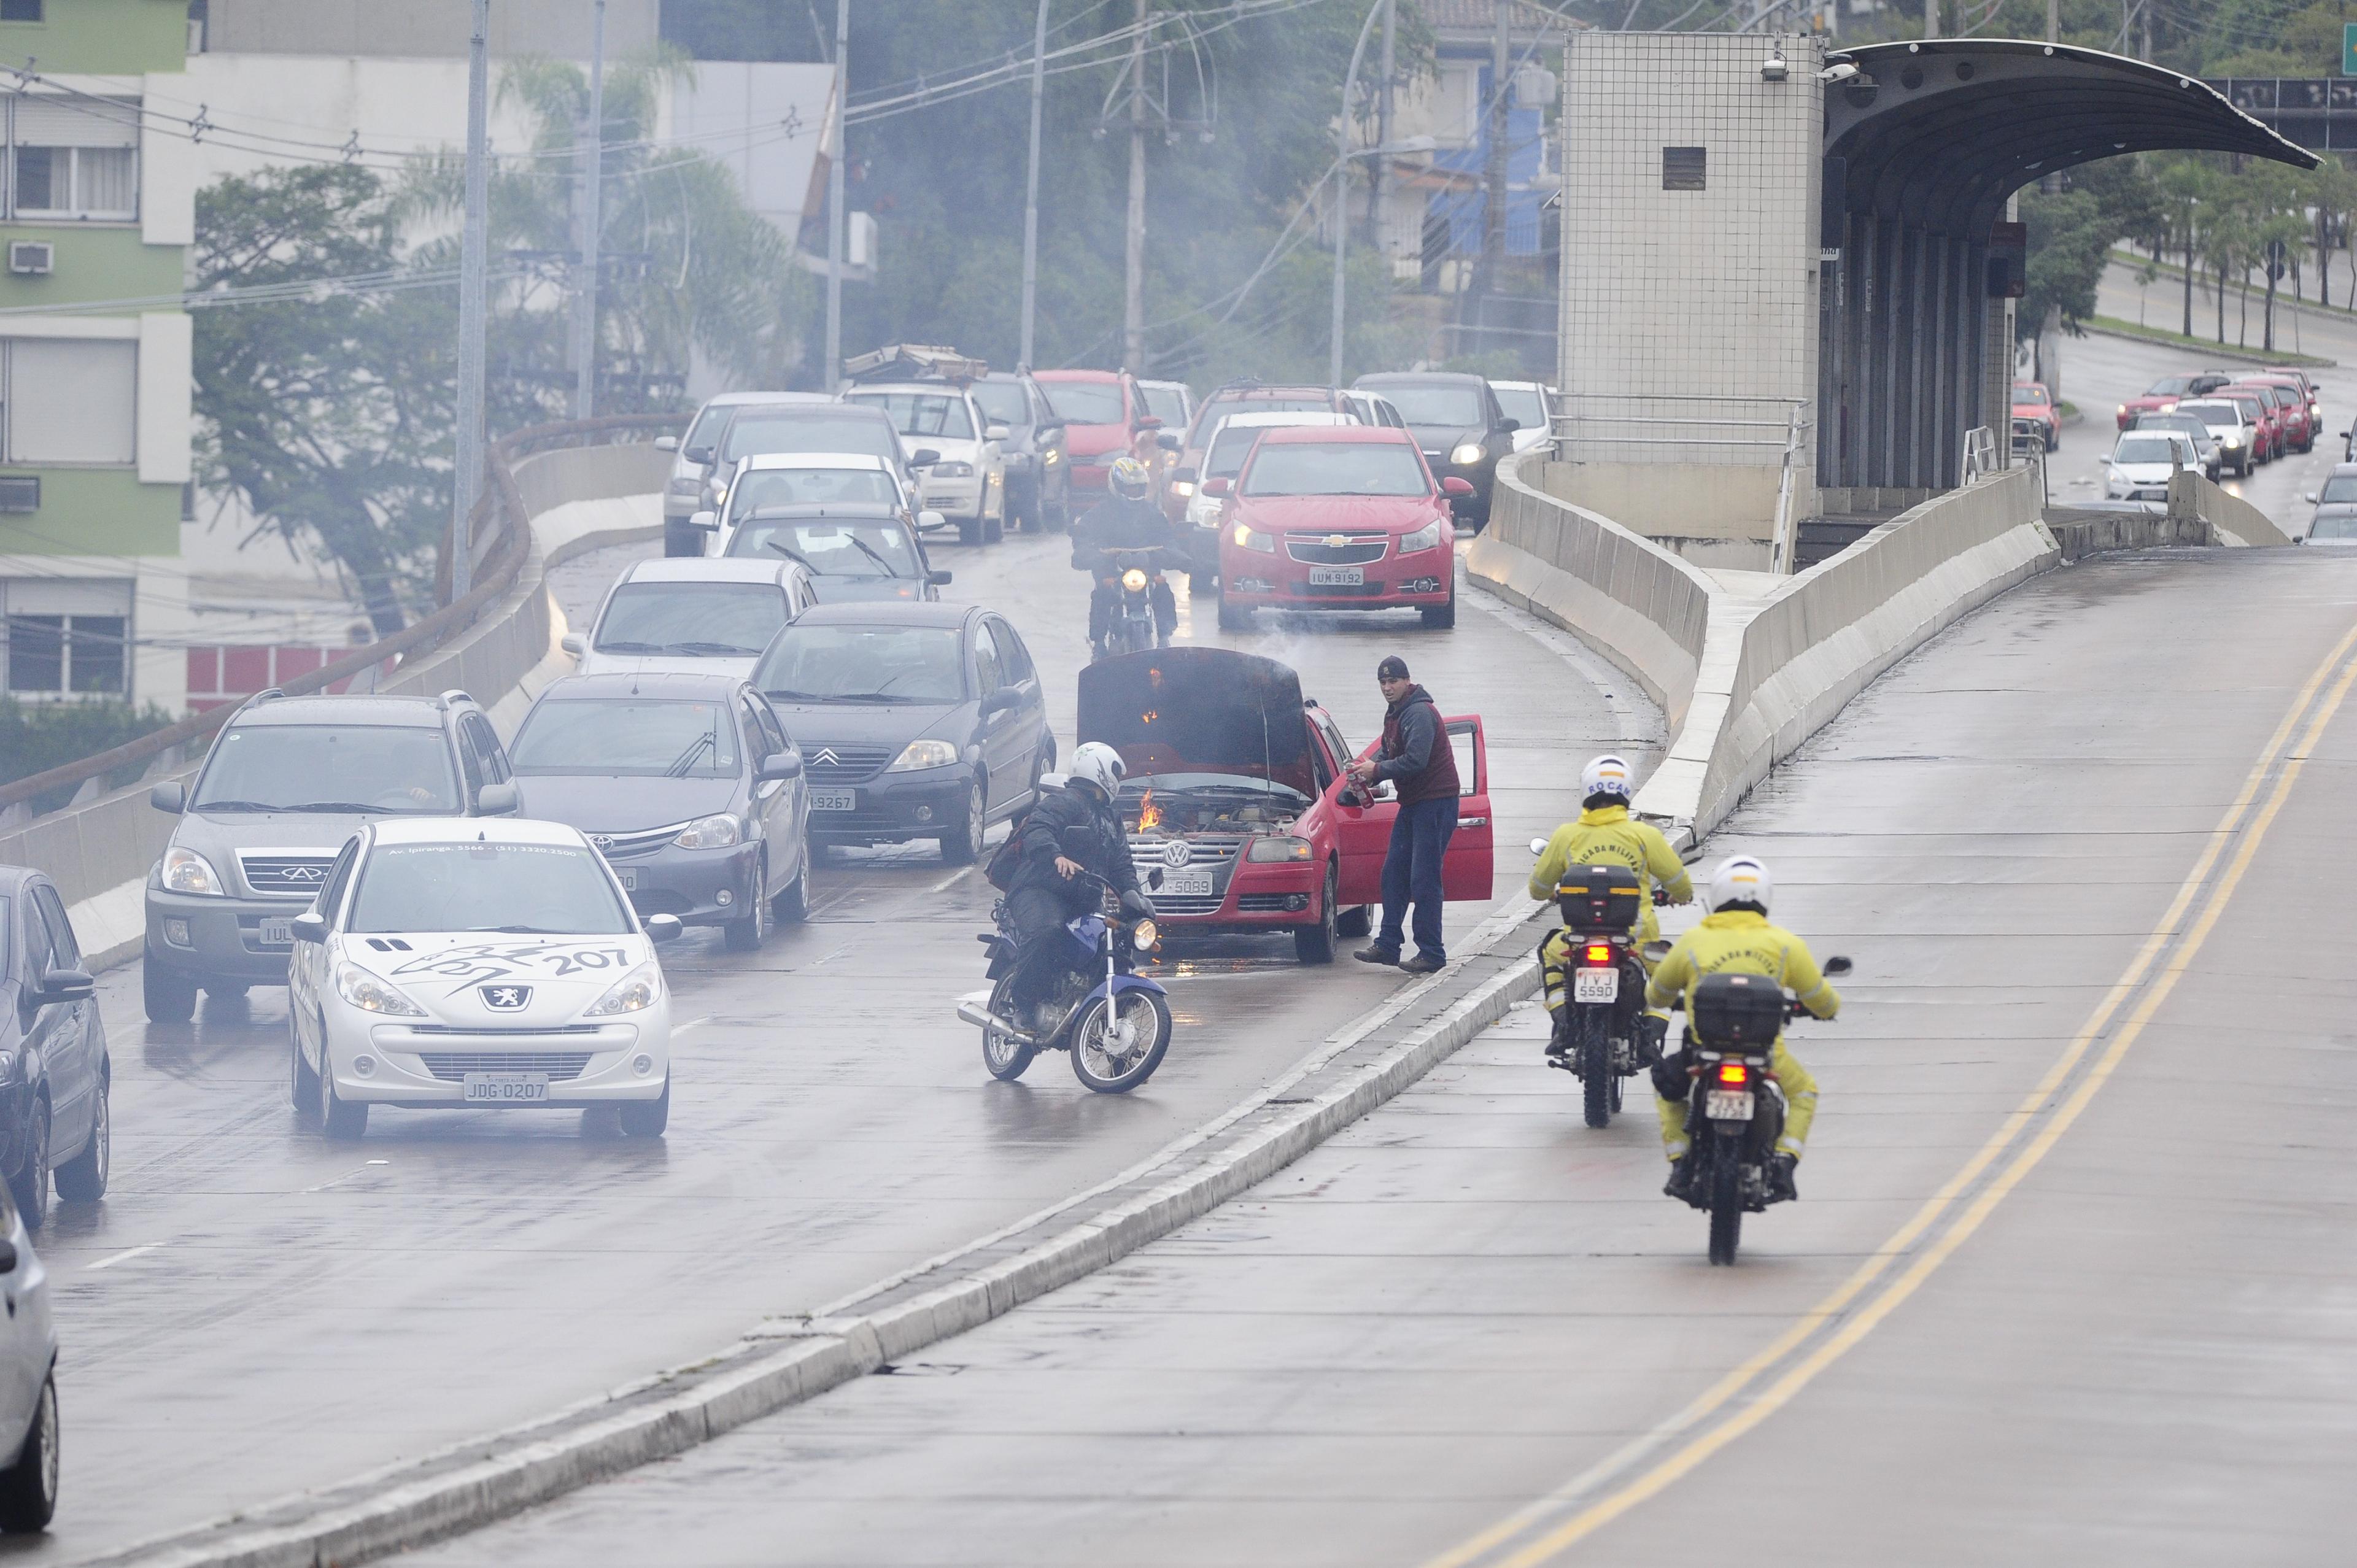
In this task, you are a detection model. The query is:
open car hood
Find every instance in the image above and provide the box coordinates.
[1077,647,1314,798]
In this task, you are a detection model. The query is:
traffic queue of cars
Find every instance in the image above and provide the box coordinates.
[2110,367,2324,479]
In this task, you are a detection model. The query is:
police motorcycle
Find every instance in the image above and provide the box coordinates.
[1093,546,1176,661]
[1641,951,1851,1266]
[958,867,1172,1093]
[1528,842,1670,1129]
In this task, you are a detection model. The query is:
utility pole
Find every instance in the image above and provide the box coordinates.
[1924,0,1938,37]
[1019,0,1050,368]
[1366,0,1395,244]
[1123,0,1149,371]
[1477,0,1510,351]
[452,0,490,600]
[571,0,606,420]
[824,0,850,393]
[2048,0,2059,42]
[1329,0,1386,390]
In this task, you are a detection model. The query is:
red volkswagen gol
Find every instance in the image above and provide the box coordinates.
[1032,368,1144,500]
[1206,425,1473,631]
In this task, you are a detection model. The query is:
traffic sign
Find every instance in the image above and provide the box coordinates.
[2343,21,2356,75]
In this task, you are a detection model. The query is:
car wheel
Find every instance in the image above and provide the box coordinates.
[317,1049,367,1141]
[53,1064,107,1203]
[941,777,988,865]
[773,830,810,924]
[958,514,983,546]
[142,959,196,1024]
[290,1016,319,1111]
[724,853,771,951]
[1336,904,1373,938]
[7,1099,49,1234]
[1420,579,1457,630]
[2046,428,2058,451]
[1295,862,1340,965]
[1189,568,1217,595]
[619,1078,670,1138]
[1217,595,1252,632]
[984,508,1005,545]
[0,1374,59,1534]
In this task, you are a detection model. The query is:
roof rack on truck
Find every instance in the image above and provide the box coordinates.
[842,344,988,385]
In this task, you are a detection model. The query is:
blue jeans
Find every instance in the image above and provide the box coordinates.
[1378,795,1459,960]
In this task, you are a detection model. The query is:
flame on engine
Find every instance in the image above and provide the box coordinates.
[1136,786,1161,833]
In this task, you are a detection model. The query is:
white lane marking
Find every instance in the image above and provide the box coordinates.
[930,866,972,894]
[671,1016,711,1036]
[306,1159,389,1194]
[86,1245,163,1272]
[1466,585,1663,751]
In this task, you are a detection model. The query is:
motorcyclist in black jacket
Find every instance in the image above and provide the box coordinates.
[1001,741,1148,1029]
[1072,457,1181,651]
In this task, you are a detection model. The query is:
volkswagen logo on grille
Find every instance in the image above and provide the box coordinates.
[1161,841,1193,868]
[813,747,843,768]
[480,984,532,1011]
[284,864,327,884]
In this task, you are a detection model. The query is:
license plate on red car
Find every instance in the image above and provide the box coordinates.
[1309,566,1363,586]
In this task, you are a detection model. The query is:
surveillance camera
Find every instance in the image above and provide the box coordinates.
[1820,61,1860,83]
[1761,53,1789,82]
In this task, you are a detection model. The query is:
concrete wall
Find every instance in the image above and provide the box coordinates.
[1542,462,1782,568]
[2170,469,2292,547]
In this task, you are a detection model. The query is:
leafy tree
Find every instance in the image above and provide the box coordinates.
[2018,155,2163,341]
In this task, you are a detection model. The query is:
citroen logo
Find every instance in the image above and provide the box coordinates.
[814,747,843,767]
[1161,841,1193,868]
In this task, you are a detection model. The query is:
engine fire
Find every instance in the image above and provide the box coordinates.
[1135,786,1161,834]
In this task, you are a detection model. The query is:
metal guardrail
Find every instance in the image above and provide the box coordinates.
[1960,425,1999,487]
[1551,393,1813,469]
[0,412,685,822]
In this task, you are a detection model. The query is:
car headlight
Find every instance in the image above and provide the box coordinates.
[887,739,960,771]
[2159,401,2176,412]
[1169,480,1194,498]
[2117,404,2127,416]
[2223,434,2242,447]
[707,479,726,501]
[1130,917,1159,949]
[930,461,975,479]
[1043,448,1061,465]
[1247,835,1314,862]
[1450,442,1487,466]
[584,961,662,1018]
[1233,522,1276,554]
[162,845,224,896]
[666,477,706,500]
[1399,520,1443,554]
[673,813,742,849]
[336,962,426,1016]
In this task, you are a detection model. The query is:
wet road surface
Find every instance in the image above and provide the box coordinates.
[403,546,2357,1567]
[34,530,1657,1559]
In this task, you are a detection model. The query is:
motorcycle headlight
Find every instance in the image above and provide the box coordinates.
[1450,441,1487,466]
[1121,567,1149,591]
[584,960,662,1017]
[162,845,224,896]
[1130,918,1159,950]
[1398,520,1443,554]
[672,813,742,849]
[1247,835,1314,862]
[336,962,426,1017]
[887,739,960,772]
[1232,522,1276,554]
[930,461,975,479]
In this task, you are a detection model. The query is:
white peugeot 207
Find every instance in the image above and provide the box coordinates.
[285,817,681,1139]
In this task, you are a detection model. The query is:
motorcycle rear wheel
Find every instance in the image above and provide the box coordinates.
[980,976,1036,1082]
[1070,990,1172,1094]
[1706,1138,1744,1265]
[1579,1010,1612,1129]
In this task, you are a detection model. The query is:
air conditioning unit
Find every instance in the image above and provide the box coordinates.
[8,242,53,276]
[0,476,41,514]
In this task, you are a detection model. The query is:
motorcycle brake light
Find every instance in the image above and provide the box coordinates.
[1716,1062,1751,1086]
[1584,943,1612,965]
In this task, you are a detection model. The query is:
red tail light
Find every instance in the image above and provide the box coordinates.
[1584,944,1612,965]
[1716,1062,1751,1086]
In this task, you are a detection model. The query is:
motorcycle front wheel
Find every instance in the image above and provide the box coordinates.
[981,976,1036,1082]
[1070,989,1172,1093]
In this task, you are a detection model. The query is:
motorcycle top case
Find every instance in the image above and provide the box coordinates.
[1555,863,1641,933]
[1690,971,1784,1047]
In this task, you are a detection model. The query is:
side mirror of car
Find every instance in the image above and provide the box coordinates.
[981,686,1021,716]
[476,782,521,816]
[150,781,186,813]
[689,511,719,532]
[2305,493,2320,504]
[927,569,953,585]
[37,965,94,1005]
[918,509,946,530]
[1641,939,1673,965]
[1500,417,1520,433]
[645,913,684,944]
[1157,432,1182,452]
[759,751,803,781]
[1201,477,1231,498]
[290,911,328,944]
[910,449,942,468]
[654,435,678,452]
[1147,868,1165,890]
[1441,477,1476,497]
[1172,466,1198,484]
[560,633,586,658]
[683,444,714,465]
[1822,956,1852,976]
[985,423,1011,442]
[0,1241,16,1275]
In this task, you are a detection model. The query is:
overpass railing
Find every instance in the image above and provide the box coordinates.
[1551,393,1810,468]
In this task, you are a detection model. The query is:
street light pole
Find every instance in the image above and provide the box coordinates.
[824,0,850,393]
[1328,0,1386,390]
[1123,0,1149,371]
[571,0,605,420]
[452,0,490,600]
[1367,0,1394,242]
[1020,0,1050,368]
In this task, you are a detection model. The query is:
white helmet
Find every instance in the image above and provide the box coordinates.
[1707,855,1773,914]
[1066,741,1127,803]
[1581,754,1633,803]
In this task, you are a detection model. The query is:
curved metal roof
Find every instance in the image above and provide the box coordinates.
[1824,41,2320,236]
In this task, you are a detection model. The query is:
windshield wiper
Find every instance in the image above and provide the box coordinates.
[765,543,821,572]
[465,924,569,935]
[665,732,717,778]
[595,639,668,654]
[845,535,902,577]
[284,801,391,814]
[825,692,925,705]
[195,799,281,813]
[666,641,761,656]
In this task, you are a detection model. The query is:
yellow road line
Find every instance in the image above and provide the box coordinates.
[1423,616,2357,1568]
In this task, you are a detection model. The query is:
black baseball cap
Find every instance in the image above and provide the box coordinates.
[1376,656,1411,681]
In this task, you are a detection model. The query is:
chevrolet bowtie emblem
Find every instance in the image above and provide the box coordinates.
[1325,535,1349,547]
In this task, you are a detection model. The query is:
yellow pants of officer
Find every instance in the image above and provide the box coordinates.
[1656,1040,1816,1164]
[1541,929,1665,1018]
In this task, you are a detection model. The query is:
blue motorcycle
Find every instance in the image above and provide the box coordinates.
[960,871,1171,1093]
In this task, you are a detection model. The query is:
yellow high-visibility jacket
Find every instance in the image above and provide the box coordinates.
[1644,909,1840,1030]
[1528,805,1691,941]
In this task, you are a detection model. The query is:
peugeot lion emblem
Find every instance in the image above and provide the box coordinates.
[1161,841,1193,868]
[480,984,532,1011]
[813,747,843,768]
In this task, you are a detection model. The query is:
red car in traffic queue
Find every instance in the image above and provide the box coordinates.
[2217,387,2283,463]
[1076,646,1493,964]
[1204,425,1473,633]
[1032,369,1145,500]
[2262,366,2322,426]
[2010,381,2059,450]
[2231,377,2315,453]
[2115,372,2232,431]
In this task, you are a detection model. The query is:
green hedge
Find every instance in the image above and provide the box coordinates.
[1,698,177,814]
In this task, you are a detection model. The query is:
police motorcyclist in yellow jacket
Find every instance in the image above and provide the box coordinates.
[1529,755,1692,1057]
[1644,855,1837,1204]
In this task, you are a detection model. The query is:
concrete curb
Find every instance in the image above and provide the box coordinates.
[2081,320,2336,369]
[89,916,1550,1568]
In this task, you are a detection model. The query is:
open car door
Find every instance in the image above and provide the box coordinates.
[1333,713,1493,905]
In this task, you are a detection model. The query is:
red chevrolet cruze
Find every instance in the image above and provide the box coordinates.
[1206,425,1473,631]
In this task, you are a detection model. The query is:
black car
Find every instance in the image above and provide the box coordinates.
[969,372,1070,533]
[751,603,1052,863]
[510,672,813,952]
[1352,371,1519,529]
[1,868,107,1231]
[721,502,953,603]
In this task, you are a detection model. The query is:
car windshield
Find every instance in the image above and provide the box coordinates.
[511,699,741,778]
[2320,476,2357,503]
[593,582,786,658]
[2313,514,2357,539]
[729,466,897,514]
[1140,384,1189,425]
[1039,380,1126,425]
[2177,401,2239,425]
[755,625,965,705]
[846,392,975,441]
[2227,396,2269,420]
[684,404,730,452]
[1206,426,1273,480]
[1242,442,1428,497]
[348,841,632,935]
[2012,385,2049,406]
[727,517,921,577]
[1375,384,1486,426]
[2113,436,2184,465]
[193,724,461,814]
[722,413,897,465]
[2146,376,2193,396]
[1493,385,1550,428]
[969,380,1028,427]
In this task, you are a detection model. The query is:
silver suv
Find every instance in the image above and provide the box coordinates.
[141,689,517,1022]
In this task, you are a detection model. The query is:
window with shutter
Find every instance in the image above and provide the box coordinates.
[7,95,139,221]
